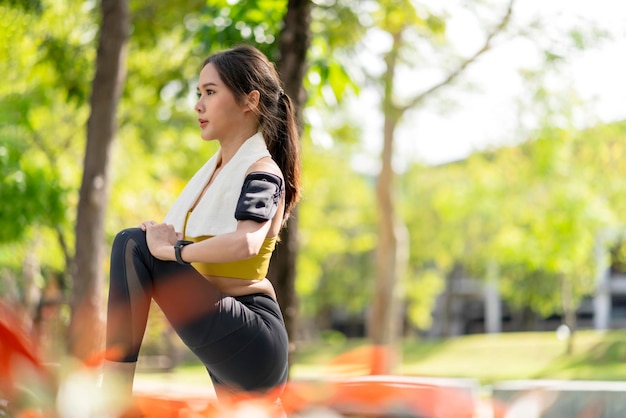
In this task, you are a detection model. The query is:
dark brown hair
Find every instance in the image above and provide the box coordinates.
[202,45,301,218]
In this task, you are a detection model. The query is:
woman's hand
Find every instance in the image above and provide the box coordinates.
[144,222,178,261]
[139,220,157,231]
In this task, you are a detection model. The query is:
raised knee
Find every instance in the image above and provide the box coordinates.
[112,227,145,249]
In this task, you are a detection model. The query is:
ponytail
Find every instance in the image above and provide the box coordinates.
[267,91,301,218]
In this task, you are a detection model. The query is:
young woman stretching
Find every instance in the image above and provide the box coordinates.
[103,44,301,407]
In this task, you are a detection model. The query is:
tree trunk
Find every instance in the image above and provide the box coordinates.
[22,245,41,320]
[369,115,409,373]
[270,0,311,363]
[443,263,462,337]
[367,32,409,374]
[68,0,129,361]
[561,274,577,355]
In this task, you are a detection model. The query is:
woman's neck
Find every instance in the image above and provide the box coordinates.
[218,129,258,166]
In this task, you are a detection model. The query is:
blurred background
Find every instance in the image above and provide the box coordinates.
[2,0,626,412]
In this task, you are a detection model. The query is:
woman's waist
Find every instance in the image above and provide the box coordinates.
[203,275,276,299]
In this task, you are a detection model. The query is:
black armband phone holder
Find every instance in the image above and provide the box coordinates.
[235,172,284,222]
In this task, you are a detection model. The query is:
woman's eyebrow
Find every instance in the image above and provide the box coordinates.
[198,82,218,88]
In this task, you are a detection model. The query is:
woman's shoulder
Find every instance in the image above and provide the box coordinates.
[247,156,283,179]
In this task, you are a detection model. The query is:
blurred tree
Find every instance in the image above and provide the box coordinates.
[271,0,312,353]
[497,130,615,353]
[363,0,515,372]
[402,149,514,335]
[68,0,129,361]
[0,1,83,315]
[401,122,622,344]
[298,133,377,333]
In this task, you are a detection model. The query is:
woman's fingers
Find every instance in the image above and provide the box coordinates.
[139,220,157,231]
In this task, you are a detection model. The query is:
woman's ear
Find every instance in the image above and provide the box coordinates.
[245,90,260,112]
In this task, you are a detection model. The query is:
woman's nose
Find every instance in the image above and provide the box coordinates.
[194,99,203,113]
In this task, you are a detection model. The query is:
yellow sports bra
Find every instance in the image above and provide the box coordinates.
[183,211,277,280]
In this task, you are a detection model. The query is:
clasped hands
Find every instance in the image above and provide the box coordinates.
[140,220,182,261]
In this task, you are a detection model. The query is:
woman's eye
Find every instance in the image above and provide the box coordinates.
[196,90,214,98]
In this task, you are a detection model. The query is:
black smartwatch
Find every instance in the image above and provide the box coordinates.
[174,240,193,265]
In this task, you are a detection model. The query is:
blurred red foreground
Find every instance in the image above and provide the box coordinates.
[0,302,496,417]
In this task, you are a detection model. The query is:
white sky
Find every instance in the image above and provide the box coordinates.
[348,0,626,167]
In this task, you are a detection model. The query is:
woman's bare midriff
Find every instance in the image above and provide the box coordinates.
[203,274,277,299]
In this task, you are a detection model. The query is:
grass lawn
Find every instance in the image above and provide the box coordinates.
[136,330,626,389]
[397,330,626,383]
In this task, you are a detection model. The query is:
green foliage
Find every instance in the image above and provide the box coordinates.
[404,268,444,329]
[190,0,286,60]
[39,35,93,104]
[0,137,66,243]
[402,122,626,323]
[499,267,561,317]
[297,131,377,317]
[0,2,82,247]
[0,0,41,13]
[310,0,367,49]
[374,0,426,34]
[130,0,205,48]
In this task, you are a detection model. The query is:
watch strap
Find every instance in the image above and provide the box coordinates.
[174,240,193,265]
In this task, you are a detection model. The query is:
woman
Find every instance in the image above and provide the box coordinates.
[103,44,301,406]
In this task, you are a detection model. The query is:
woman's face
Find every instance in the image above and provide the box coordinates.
[194,63,249,142]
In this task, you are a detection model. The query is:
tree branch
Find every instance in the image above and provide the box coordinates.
[55,225,72,274]
[400,0,515,113]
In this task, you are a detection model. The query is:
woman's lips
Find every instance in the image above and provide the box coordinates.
[198,118,208,127]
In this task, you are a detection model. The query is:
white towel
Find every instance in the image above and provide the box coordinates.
[163,132,271,237]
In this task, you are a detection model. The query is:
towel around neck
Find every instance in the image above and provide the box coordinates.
[163,132,271,237]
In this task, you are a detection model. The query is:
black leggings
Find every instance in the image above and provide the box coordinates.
[105,228,289,394]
